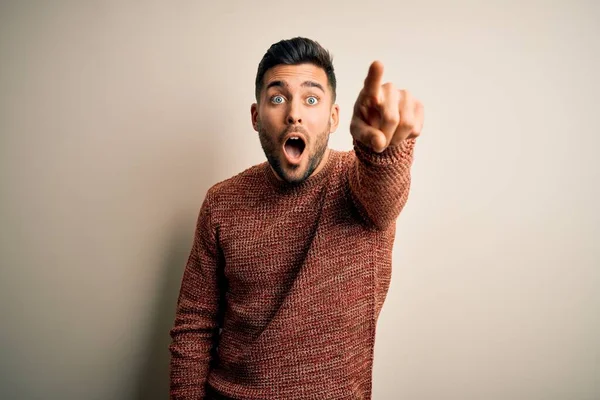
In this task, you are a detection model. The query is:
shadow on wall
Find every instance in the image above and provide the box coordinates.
[134,221,193,400]
[133,142,220,400]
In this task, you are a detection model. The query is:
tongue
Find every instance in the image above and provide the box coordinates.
[285,141,303,158]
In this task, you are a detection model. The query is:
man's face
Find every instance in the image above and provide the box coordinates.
[251,63,339,184]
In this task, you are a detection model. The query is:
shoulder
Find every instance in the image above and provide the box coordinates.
[203,161,267,206]
[334,147,356,166]
[328,147,356,179]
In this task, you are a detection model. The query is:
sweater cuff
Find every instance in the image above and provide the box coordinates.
[353,138,416,166]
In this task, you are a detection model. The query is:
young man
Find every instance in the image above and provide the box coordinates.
[169,37,424,400]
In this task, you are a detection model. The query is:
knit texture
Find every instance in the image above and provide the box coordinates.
[169,138,416,400]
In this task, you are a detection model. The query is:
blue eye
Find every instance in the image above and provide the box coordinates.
[306,96,319,105]
[271,95,285,104]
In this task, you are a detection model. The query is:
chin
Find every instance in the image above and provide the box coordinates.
[279,166,309,185]
[270,157,310,184]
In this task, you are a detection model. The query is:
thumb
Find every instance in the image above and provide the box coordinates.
[351,117,387,153]
[369,132,387,153]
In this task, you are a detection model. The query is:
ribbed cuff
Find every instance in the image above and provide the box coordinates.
[353,138,416,166]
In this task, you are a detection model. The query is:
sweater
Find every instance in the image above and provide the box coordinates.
[169,138,416,400]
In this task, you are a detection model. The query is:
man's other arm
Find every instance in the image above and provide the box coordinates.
[169,194,224,399]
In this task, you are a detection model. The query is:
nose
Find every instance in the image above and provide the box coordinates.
[286,100,302,125]
[287,115,301,124]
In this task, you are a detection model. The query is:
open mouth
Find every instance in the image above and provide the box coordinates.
[283,136,306,162]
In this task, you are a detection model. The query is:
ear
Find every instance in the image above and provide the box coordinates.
[251,103,259,132]
[329,103,340,133]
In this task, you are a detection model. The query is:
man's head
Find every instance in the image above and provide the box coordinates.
[251,37,340,185]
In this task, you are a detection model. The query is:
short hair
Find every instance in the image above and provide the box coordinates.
[255,37,336,102]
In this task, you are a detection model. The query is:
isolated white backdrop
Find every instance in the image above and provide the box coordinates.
[1,1,598,399]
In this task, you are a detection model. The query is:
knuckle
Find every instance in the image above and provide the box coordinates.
[402,117,415,130]
[382,83,397,98]
[398,114,414,130]
[383,109,400,124]
[399,89,413,106]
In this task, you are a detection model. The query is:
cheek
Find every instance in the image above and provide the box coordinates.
[305,109,331,130]
[259,108,284,130]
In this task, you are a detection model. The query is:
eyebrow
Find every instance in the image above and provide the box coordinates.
[266,80,325,93]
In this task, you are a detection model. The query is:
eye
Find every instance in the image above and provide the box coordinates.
[271,95,285,104]
[306,96,319,105]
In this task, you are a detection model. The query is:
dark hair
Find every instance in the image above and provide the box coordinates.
[255,37,336,102]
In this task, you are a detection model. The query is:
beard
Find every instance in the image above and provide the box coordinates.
[257,121,330,185]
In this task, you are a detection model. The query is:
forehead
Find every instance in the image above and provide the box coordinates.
[263,63,329,92]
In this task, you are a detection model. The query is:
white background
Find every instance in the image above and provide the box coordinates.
[1,1,598,399]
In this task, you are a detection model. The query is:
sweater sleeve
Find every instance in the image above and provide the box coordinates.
[169,193,225,399]
[348,138,416,231]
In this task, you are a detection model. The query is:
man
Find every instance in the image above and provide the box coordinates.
[169,37,424,400]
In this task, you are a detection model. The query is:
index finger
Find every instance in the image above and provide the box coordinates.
[362,60,384,103]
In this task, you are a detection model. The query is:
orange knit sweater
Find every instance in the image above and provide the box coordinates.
[169,138,416,399]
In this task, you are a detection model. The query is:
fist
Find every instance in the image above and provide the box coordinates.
[350,61,424,153]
